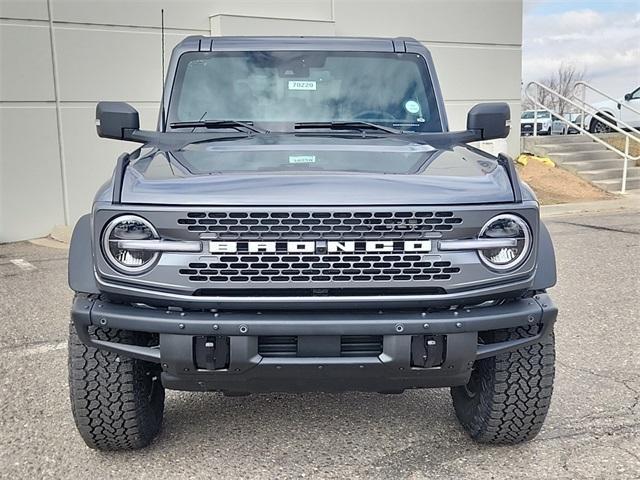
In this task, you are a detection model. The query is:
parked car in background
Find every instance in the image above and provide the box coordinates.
[551,113,582,135]
[584,86,640,133]
[521,110,552,136]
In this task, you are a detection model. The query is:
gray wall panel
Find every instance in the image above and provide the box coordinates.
[50,0,213,30]
[0,22,55,101]
[53,26,192,102]
[0,107,65,242]
[333,0,522,45]
[0,0,49,20]
[210,14,335,36]
[426,44,521,101]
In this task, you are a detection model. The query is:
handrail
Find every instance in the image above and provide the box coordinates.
[525,81,639,194]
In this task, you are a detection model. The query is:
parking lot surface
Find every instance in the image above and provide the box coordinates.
[1,209,638,479]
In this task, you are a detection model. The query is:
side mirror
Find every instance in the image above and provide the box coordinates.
[467,102,511,141]
[624,93,633,101]
[96,102,140,140]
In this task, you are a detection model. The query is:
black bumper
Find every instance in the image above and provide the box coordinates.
[71,294,557,393]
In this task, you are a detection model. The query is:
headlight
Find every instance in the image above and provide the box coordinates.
[478,214,531,271]
[102,215,159,274]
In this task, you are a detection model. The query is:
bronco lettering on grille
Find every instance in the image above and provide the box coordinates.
[209,240,432,254]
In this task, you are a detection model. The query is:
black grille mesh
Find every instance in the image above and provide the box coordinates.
[178,254,461,283]
[177,210,463,240]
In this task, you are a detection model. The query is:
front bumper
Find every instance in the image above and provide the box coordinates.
[71,294,557,393]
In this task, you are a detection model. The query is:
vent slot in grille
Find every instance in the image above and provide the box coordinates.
[179,255,461,284]
[177,210,463,240]
[257,335,384,358]
[340,335,384,357]
[257,336,297,357]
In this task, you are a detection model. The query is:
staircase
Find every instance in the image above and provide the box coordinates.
[522,135,640,193]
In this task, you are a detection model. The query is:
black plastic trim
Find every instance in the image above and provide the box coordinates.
[532,221,557,290]
[111,152,130,204]
[498,153,523,203]
[68,215,100,294]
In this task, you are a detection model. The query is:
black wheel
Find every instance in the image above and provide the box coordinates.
[68,322,165,450]
[590,115,615,134]
[451,325,555,445]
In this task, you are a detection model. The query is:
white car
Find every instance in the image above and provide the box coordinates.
[551,113,582,135]
[520,110,553,136]
[585,86,640,133]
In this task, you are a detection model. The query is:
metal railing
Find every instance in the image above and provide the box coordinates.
[525,81,640,193]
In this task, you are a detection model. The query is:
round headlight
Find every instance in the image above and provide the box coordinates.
[478,214,531,271]
[102,215,159,274]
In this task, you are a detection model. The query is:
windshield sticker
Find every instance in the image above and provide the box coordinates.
[289,155,316,164]
[405,100,420,114]
[288,80,317,91]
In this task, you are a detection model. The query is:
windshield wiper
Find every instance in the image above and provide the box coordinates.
[294,121,401,134]
[170,120,267,134]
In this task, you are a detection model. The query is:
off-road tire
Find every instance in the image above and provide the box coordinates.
[68,323,165,450]
[590,115,615,134]
[451,325,555,445]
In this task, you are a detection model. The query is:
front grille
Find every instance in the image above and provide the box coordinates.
[179,254,461,283]
[257,335,383,357]
[177,210,463,240]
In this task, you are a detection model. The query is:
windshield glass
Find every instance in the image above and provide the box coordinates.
[167,51,443,133]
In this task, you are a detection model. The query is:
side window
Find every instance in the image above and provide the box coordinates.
[630,87,640,100]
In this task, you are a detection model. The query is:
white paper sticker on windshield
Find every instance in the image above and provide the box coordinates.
[405,100,420,114]
[288,80,317,91]
[289,155,316,164]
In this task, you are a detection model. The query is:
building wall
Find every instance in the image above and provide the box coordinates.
[0,0,522,242]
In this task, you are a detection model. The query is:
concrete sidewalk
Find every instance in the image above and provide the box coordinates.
[541,194,639,218]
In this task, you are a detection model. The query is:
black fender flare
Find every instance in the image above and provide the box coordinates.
[532,220,557,290]
[68,214,100,294]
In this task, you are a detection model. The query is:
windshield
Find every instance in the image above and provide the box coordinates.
[521,111,551,119]
[167,51,443,133]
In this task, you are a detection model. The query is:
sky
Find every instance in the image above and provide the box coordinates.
[523,0,640,98]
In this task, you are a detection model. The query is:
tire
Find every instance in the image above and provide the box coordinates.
[68,322,165,450]
[450,325,555,445]
[590,115,615,134]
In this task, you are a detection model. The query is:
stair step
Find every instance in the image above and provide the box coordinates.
[538,142,608,153]
[593,177,640,192]
[528,134,593,145]
[580,167,640,181]
[563,158,631,171]
[549,150,617,162]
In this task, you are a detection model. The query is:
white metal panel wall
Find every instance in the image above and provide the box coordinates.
[0,0,522,242]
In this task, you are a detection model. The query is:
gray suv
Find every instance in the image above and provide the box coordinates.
[68,36,557,450]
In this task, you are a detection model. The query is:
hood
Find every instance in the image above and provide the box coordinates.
[118,135,516,205]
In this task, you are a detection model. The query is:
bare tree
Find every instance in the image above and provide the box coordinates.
[522,63,588,114]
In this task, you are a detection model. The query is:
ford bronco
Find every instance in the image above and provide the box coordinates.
[68,36,557,450]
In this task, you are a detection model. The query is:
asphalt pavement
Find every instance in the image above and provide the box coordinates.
[0,208,638,479]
